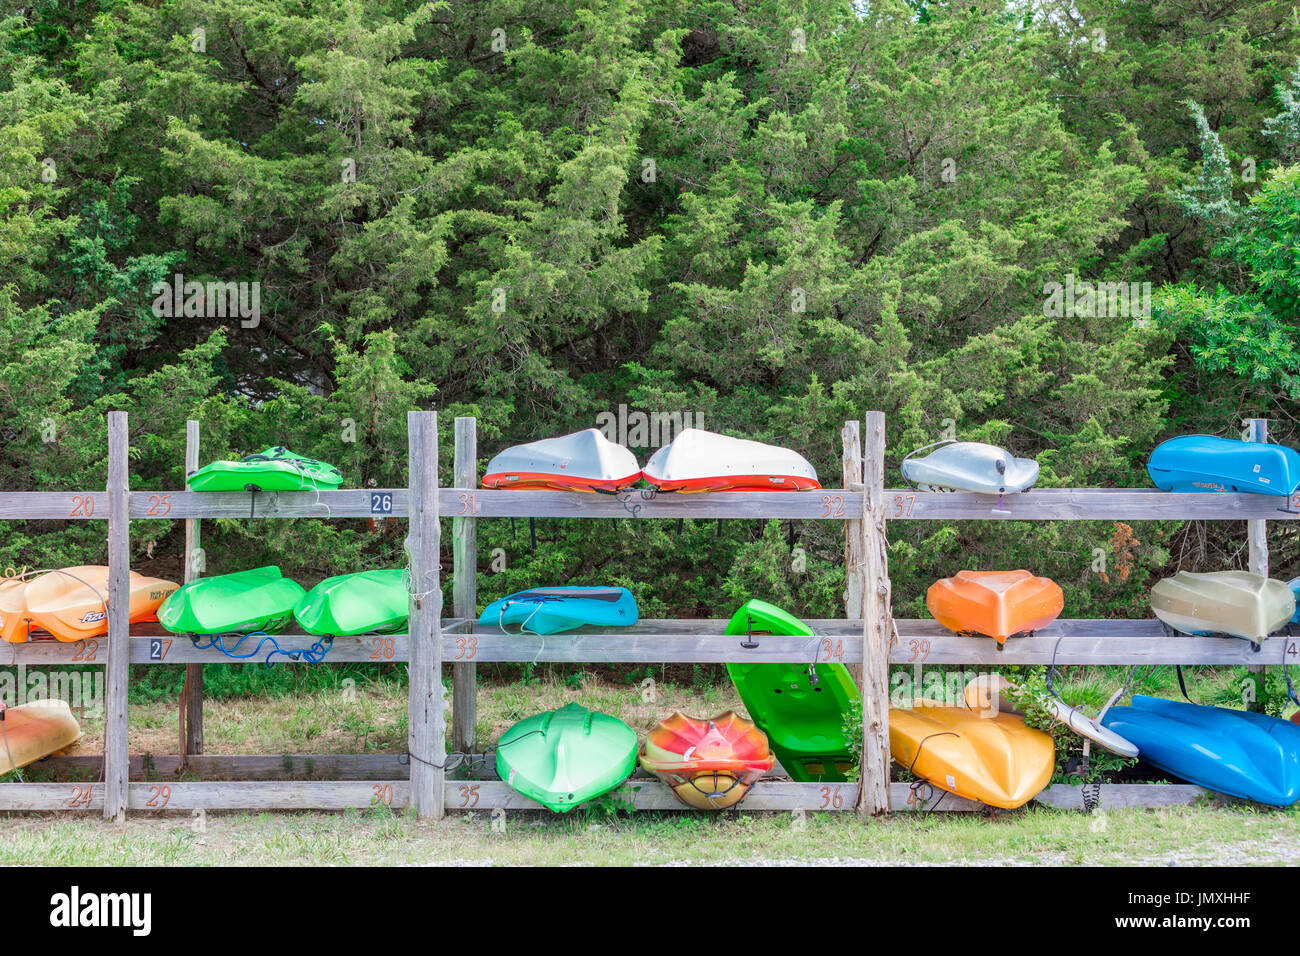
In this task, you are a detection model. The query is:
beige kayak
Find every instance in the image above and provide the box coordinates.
[1151,571,1296,643]
[0,699,82,774]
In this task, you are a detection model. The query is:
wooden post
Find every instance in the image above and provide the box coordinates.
[180,420,204,763]
[1246,417,1268,712]
[842,421,865,689]
[407,411,444,819]
[104,411,130,821]
[855,411,893,815]
[452,418,478,755]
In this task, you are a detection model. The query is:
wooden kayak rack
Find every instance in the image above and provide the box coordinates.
[0,410,1295,819]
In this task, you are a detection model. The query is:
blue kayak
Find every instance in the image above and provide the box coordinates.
[1100,696,1300,806]
[478,587,639,634]
[1290,577,1300,623]
[1147,435,1300,497]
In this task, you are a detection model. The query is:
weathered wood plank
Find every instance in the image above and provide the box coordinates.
[181,419,204,760]
[0,783,105,811]
[883,487,1300,520]
[0,776,1222,813]
[407,411,444,820]
[438,488,863,519]
[842,420,865,690]
[452,417,478,754]
[103,412,129,822]
[1032,783,1214,810]
[126,489,410,519]
[858,413,892,815]
[126,781,410,811]
[4,618,1289,664]
[0,492,108,520]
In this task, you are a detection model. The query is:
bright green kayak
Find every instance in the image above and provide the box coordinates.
[158,567,306,635]
[725,599,861,782]
[188,447,343,492]
[496,703,638,813]
[294,569,409,636]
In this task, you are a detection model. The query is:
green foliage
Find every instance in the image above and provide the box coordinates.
[1,0,1297,664]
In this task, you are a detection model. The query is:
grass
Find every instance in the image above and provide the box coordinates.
[1,803,1297,867]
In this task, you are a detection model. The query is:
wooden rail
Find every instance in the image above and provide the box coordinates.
[0,411,1292,817]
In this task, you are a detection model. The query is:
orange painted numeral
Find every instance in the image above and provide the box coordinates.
[146,494,173,517]
[820,494,845,519]
[907,639,930,663]
[457,492,479,515]
[69,495,95,518]
[68,786,93,808]
[372,784,393,806]
[72,640,99,663]
[146,785,171,808]
[370,636,396,660]
[820,638,843,662]
[819,785,843,809]
[458,785,480,808]
[892,494,916,517]
[455,636,478,660]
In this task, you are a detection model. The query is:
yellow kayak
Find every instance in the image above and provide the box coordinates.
[890,700,1054,809]
[0,699,82,774]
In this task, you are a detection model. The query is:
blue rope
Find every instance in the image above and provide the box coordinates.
[191,631,334,667]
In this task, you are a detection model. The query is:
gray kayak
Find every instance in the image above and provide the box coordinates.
[1151,570,1296,643]
[481,428,641,492]
[901,441,1040,494]
[641,429,820,492]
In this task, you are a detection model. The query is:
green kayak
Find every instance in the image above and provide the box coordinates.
[294,569,409,636]
[726,599,861,782]
[188,447,343,492]
[496,703,638,813]
[158,566,306,635]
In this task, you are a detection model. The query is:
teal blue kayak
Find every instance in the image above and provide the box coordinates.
[479,587,638,634]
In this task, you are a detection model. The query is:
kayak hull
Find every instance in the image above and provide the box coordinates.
[891,702,1055,809]
[294,569,409,636]
[482,429,641,493]
[7,567,178,643]
[495,703,638,812]
[901,441,1039,494]
[158,567,306,635]
[0,699,82,774]
[478,586,638,634]
[643,429,820,492]
[1147,435,1300,497]
[1101,696,1300,806]
[640,711,776,810]
[725,600,860,782]
[188,447,343,492]
[926,570,1064,644]
[1150,571,1295,642]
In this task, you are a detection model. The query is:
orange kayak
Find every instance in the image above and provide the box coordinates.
[4,567,178,643]
[0,699,82,773]
[891,701,1054,809]
[926,570,1063,645]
